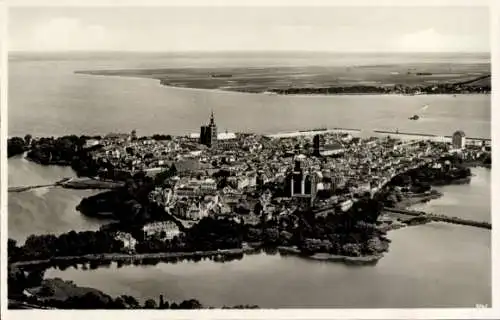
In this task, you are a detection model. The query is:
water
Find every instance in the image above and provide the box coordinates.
[8,156,113,243]
[411,167,491,223]
[9,52,490,138]
[44,223,490,308]
[8,52,491,307]
[11,160,490,307]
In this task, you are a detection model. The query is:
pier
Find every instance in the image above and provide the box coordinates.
[383,207,491,230]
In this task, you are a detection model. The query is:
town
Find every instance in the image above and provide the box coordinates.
[62,112,491,245]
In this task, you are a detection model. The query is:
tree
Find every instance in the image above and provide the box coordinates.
[8,267,27,296]
[24,134,33,146]
[112,297,127,309]
[263,228,279,245]
[178,299,203,309]
[121,295,140,309]
[253,202,263,215]
[8,238,18,261]
[25,269,45,288]
[39,284,55,297]
[342,243,361,257]
[144,298,157,309]
[279,231,293,246]
[7,137,27,157]
[62,291,112,309]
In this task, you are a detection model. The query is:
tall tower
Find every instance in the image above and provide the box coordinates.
[200,111,218,147]
[313,134,325,156]
[209,111,218,147]
[291,159,304,196]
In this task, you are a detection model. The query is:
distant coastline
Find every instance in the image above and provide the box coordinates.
[75,71,491,97]
[74,63,491,96]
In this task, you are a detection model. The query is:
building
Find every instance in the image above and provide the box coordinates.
[142,221,181,240]
[84,139,101,149]
[256,172,269,189]
[200,111,218,147]
[313,134,324,156]
[173,197,217,220]
[452,130,466,150]
[286,159,318,205]
[313,134,345,157]
[216,131,238,149]
[200,178,217,194]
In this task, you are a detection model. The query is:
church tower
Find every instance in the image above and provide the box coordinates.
[200,111,218,147]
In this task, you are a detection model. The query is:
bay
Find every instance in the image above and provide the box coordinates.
[9,53,490,139]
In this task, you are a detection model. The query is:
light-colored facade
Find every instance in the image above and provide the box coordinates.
[142,221,181,240]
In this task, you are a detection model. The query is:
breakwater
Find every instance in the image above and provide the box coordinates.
[266,127,361,138]
[383,207,491,230]
[374,130,491,145]
[266,127,490,144]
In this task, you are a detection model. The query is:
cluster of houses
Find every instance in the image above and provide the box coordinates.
[99,125,491,252]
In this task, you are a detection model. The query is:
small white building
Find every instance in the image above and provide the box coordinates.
[84,139,101,149]
[142,221,181,240]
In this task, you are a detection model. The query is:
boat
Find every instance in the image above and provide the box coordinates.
[409,115,420,120]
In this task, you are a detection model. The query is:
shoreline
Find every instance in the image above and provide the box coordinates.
[159,82,490,97]
[277,246,383,264]
[10,242,387,269]
[391,191,443,209]
[74,71,491,97]
[10,247,260,269]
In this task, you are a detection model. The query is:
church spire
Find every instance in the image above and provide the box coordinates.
[209,110,215,126]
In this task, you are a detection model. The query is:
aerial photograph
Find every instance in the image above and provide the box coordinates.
[6,5,491,310]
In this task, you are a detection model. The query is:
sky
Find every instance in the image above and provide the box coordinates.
[9,6,490,52]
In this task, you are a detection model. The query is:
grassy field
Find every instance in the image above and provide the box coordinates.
[76,62,491,93]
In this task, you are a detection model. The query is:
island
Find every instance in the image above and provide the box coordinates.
[7,120,492,309]
[74,63,491,95]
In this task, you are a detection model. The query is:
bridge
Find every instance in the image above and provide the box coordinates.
[8,177,72,193]
[8,184,56,193]
[383,207,491,230]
